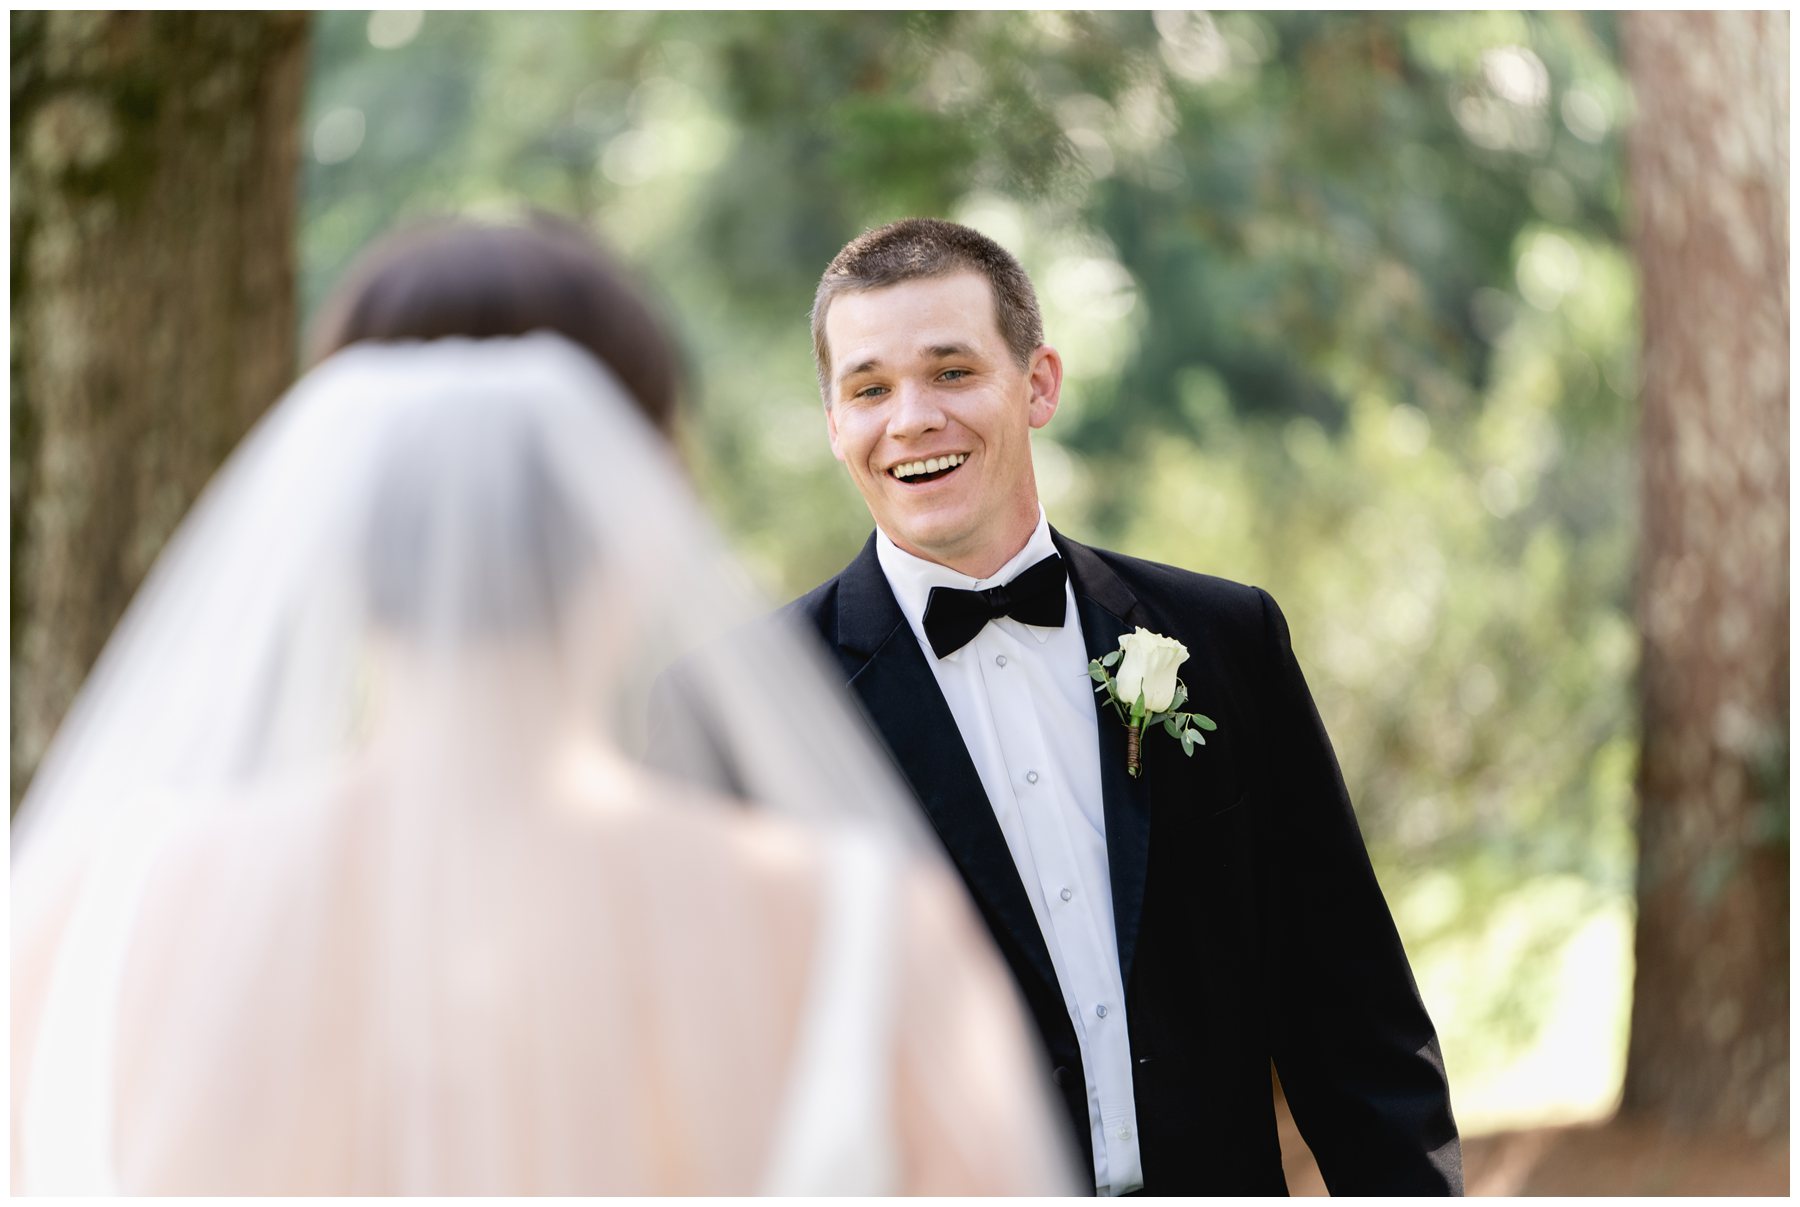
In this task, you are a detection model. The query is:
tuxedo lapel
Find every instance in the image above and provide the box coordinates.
[831,537,1063,1003]
[1053,530,1154,985]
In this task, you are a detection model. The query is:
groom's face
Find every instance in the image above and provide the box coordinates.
[822,271,1060,572]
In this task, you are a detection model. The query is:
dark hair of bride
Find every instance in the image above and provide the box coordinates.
[308,212,683,437]
[309,214,677,636]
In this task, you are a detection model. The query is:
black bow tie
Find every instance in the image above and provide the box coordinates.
[921,553,1067,659]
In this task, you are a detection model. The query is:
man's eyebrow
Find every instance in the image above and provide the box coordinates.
[924,342,977,360]
[837,357,881,383]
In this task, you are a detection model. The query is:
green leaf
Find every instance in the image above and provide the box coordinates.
[1180,729,1197,756]
[1170,684,1188,711]
[1088,664,1108,684]
[1193,713,1218,731]
[1163,718,1182,740]
[1130,690,1146,722]
[1101,650,1122,668]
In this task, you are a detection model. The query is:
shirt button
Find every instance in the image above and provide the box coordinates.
[995,654,1008,667]
[1025,770,1039,784]
[1060,887,1073,902]
[1116,1127,1132,1141]
[1095,1004,1108,1018]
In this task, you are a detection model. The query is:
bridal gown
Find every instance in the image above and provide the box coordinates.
[12,755,1077,1195]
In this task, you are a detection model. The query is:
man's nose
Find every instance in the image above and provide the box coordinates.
[887,380,947,439]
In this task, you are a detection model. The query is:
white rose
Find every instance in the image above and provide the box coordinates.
[1114,627,1189,714]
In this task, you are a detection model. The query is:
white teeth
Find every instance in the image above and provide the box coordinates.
[891,453,967,480]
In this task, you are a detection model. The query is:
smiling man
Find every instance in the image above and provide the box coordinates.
[785,219,1462,1196]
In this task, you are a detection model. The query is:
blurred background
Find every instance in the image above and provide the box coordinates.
[11,11,1788,1194]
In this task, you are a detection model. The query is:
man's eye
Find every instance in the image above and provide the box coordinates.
[939,369,970,382]
[852,384,888,400]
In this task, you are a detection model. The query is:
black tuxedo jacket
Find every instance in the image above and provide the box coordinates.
[784,530,1462,1196]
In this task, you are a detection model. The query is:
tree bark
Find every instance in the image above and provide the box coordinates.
[11,12,310,807]
[1619,12,1788,1140]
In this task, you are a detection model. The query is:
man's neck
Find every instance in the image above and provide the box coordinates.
[886,501,1043,581]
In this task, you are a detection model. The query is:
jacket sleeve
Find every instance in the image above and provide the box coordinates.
[1252,587,1464,1195]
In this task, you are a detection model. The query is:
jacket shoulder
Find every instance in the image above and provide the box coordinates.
[1082,543,1270,635]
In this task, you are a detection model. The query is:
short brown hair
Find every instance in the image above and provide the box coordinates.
[309,213,682,435]
[810,218,1044,397]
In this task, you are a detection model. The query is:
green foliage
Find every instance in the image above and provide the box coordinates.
[302,11,1637,1125]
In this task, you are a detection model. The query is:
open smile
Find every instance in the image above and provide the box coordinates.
[888,453,969,485]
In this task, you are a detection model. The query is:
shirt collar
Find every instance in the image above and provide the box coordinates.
[874,508,1061,658]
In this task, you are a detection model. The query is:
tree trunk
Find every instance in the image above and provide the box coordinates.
[1619,12,1788,1140]
[11,12,310,807]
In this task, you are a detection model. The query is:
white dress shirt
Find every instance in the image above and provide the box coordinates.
[875,512,1144,1196]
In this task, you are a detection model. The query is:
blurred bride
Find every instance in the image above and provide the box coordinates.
[11,218,1079,1195]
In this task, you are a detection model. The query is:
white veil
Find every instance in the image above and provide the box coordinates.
[11,335,1077,1194]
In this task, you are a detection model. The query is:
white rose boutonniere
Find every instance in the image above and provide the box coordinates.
[1115,629,1187,712]
[1089,627,1217,778]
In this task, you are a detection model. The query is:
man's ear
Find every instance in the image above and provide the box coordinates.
[1026,345,1063,431]
[825,400,847,463]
